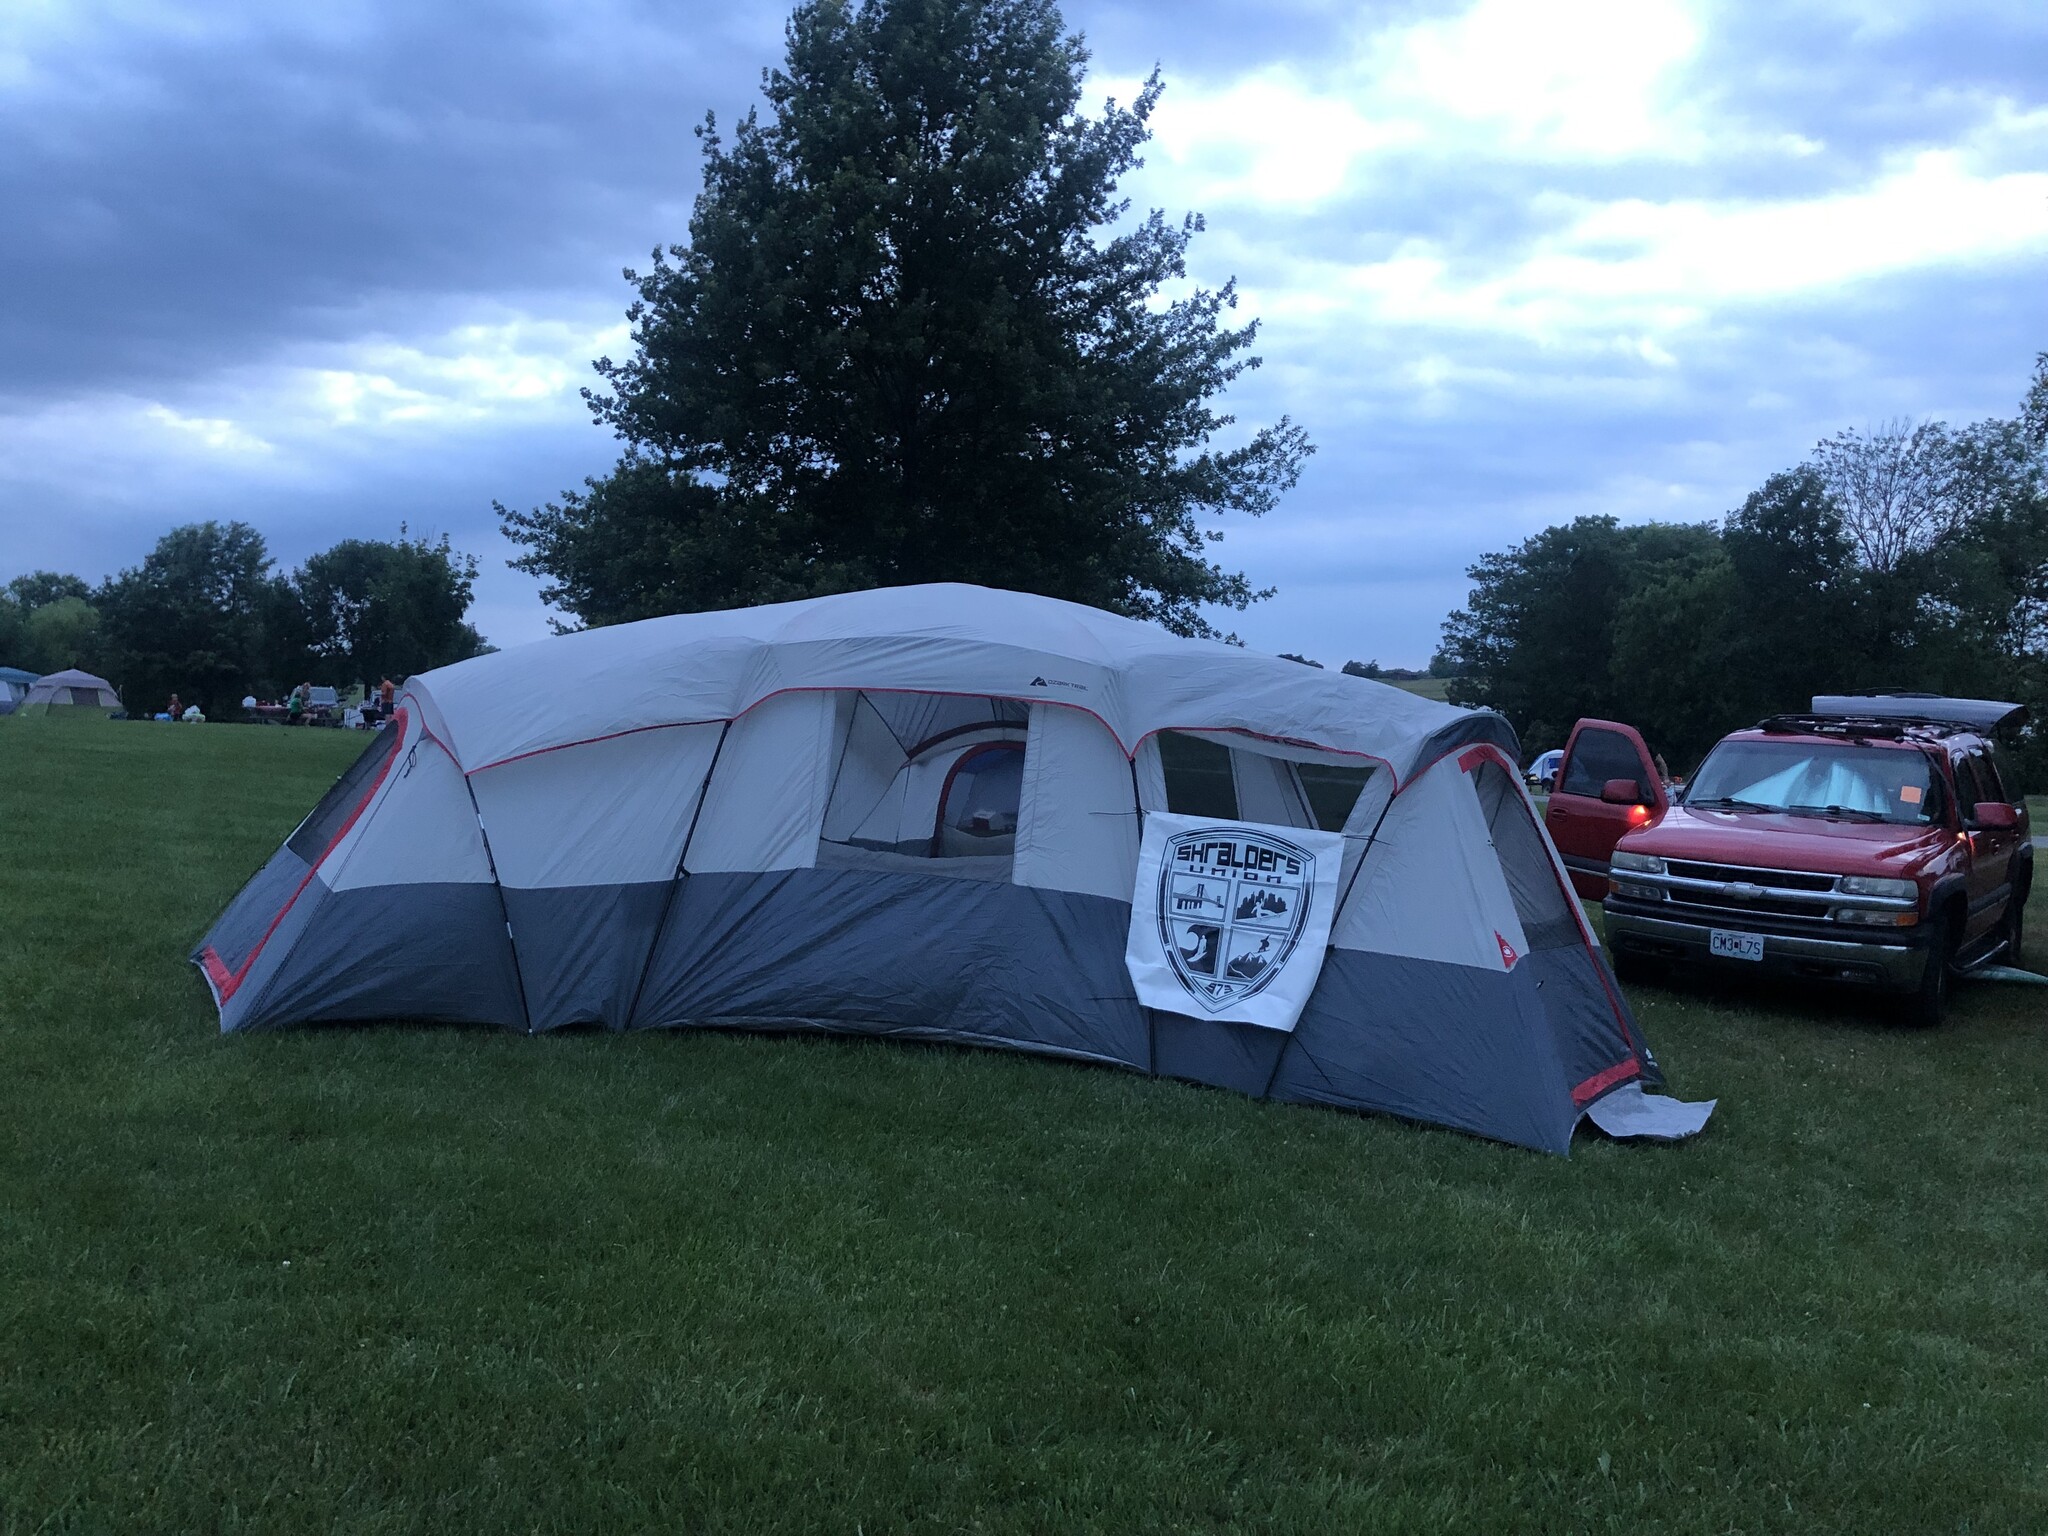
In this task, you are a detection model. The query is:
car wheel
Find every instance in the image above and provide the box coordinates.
[1904,910,1956,1028]
[1613,948,1665,987]
[2001,879,2027,970]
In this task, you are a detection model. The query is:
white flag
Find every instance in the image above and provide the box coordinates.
[1125,813,1344,1032]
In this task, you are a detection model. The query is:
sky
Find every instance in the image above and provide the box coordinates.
[3,0,2045,668]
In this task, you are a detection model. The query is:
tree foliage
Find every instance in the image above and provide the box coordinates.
[505,0,1309,636]
[8,523,494,714]
[1440,362,2048,786]
[294,531,488,685]
[96,521,293,716]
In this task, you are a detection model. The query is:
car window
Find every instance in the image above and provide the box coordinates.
[1957,751,2003,816]
[1984,742,2022,805]
[1686,739,1936,824]
[1969,748,2009,804]
[1558,728,1646,797]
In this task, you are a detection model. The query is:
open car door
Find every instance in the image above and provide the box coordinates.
[1543,718,1669,900]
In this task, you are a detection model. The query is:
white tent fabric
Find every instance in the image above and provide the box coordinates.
[194,583,1711,1154]
[413,585,1477,781]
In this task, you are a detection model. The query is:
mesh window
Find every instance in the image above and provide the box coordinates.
[1158,732,1239,819]
[1559,728,1647,797]
[1474,762,1583,951]
[1295,762,1372,831]
[286,724,404,864]
[68,687,102,705]
[816,693,1026,878]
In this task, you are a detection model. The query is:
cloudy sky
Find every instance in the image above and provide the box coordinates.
[4,0,2044,667]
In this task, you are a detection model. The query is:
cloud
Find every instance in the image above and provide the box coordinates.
[1,0,2044,672]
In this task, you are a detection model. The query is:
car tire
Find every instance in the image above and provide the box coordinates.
[1904,910,1956,1028]
[1613,948,1665,987]
[2001,878,2027,970]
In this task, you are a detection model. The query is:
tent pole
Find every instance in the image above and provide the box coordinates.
[621,718,733,1031]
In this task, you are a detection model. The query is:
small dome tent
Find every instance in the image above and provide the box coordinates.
[20,668,121,715]
[193,585,1703,1153]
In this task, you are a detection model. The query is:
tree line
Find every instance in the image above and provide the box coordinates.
[1437,354,2048,789]
[0,522,489,716]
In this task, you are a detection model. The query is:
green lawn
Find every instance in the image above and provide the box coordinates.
[1384,675,1452,702]
[2,720,2044,1533]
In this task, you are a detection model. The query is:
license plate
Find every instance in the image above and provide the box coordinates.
[1710,929,1765,962]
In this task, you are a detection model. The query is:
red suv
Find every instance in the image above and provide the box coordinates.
[1545,697,2032,1025]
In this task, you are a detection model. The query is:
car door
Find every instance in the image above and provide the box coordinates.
[1956,748,2017,943]
[1544,718,1669,900]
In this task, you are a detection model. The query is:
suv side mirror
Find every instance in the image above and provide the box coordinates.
[1971,801,2019,830]
[1600,778,1645,806]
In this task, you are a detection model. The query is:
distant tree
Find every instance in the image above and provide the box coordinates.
[1342,659,1381,678]
[294,531,488,685]
[97,521,287,715]
[1811,418,1959,576]
[6,571,92,612]
[19,596,103,676]
[1278,653,1323,668]
[505,0,1309,636]
[1438,517,1725,761]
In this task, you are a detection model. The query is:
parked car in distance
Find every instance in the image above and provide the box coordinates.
[1525,748,1563,793]
[1582,695,2032,1026]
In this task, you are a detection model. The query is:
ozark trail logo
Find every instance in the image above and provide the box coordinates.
[1158,827,1316,1011]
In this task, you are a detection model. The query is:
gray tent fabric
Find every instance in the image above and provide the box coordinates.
[19,667,120,714]
[192,584,1712,1154]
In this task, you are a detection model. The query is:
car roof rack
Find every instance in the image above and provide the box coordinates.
[1757,713,1923,740]
[1809,694,2026,732]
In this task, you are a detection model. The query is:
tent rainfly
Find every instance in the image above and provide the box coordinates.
[19,668,121,714]
[193,584,1711,1153]
[0,665,39,714]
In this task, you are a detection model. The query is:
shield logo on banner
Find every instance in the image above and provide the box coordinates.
[1157,826,1318,1012]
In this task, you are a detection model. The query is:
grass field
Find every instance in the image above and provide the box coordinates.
[1384,675,1453,702]
[3,719,2044,1533]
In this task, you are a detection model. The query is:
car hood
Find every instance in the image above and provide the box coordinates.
[1621,804,1950,877]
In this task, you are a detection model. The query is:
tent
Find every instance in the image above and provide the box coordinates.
[19,668,121,715]
[193,584,1707,1153]
[0,665,38,715]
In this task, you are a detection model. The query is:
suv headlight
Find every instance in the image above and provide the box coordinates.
[1838,875,1915,900]
[1611,850,1666,874]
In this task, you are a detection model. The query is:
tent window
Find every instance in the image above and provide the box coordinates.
[286,725,404,865]
[816,692,1027,880]
[1294,763,1371,832]
[933,741,1025,855]
[1158,732,1239,819]
[68,687,101,705]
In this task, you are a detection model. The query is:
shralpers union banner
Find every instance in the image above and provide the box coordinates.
[1125,813,1344,1032]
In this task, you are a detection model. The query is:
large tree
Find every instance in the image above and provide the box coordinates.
[293,532,489,685]
[505,0,1309,636]
[96,521,293,715]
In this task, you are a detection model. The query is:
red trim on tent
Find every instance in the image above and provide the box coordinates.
[198,708,411,1005]
[1571,1057,1642,1105]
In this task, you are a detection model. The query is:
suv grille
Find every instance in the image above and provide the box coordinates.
[1665,860,1836,892]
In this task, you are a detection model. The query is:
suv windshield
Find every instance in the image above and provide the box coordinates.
[1685,739,1938,825]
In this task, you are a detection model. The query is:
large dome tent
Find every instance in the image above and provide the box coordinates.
[192,584,1710,1153]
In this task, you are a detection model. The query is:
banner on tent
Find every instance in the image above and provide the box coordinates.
[1125,814,1343,1031]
